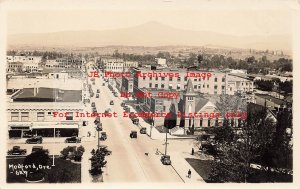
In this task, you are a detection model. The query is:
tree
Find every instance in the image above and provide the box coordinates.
[89,148,107,176]
[209,106,276,183]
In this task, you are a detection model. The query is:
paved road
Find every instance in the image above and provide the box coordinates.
[90,64,182,182]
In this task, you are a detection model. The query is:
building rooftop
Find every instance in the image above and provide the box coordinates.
[255,93,286,106]
[11,87,82,102]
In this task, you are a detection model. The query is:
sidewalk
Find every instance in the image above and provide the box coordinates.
[8,137,96,144]
[169,151,205,182]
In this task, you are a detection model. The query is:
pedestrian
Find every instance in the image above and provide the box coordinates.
[191,148,194,155]
[188,169,191,178]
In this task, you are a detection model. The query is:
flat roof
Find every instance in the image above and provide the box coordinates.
[12,87,82,102]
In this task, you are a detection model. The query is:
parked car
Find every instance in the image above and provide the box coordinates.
[132,117,139,124]
[92,107,97,113]
[91,102,95,107]
[140,127,146,134]
[65,136,81,143]
[199,134,216,154]
[99,145,112,156]
[26,136,43,144]
[97,89,100,93]
[121,102,125,107]
[114,93,118,97]
[99,132,107,141]
[161,155,171,165]
[96,94,99,98]
[130,131,137,138]
[102,83,105,86]
[32,146,49,154]
[110,100,114,105]
[7,146,27,155]
[124,107,130,113]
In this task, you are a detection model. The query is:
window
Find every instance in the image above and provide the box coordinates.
[207,84,209,88]
[184,77,187,81]
[149,77,152,80]
[155,77,158,81]
[169,77,173,81]
[143,77,146,80]
[161,84,165,88]
[215,78,218,82]
[208,119,211,127]
[169,84,173,90]
[155,84,158,88]
[200,119,203,127]
[21,112,29,121]
[149,83,152,88]
[37,112,45,121]
[162,77,165,81]
[66,112,73,120]
[163,106,166,112]
[177,77,181,81]
[214,85,218,89]
[222,86,225,90]
[203,84,205,88]
[194,78,197,82]
[11,112,19,121]
[242,83,244,86]
[194,85,197,89]
[198,78,201,81]
[177,84,180,90]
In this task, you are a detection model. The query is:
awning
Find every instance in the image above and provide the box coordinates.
[32,124,79,129]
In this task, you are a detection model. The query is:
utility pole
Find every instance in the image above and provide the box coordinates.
[165,128,168,155]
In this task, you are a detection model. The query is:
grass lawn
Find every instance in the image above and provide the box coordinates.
[186,158,292,183]
[7,156,81,183]
[185,158,213,182]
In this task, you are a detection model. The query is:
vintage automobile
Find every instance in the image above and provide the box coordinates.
[91,102,95,107]
[92,107,97,113]
[25,136,43,144]
[130,131,137,138]
[124,107,130,113]
[99,145,112,156]
[102,83,105,86]
[7,146,27,155]
[121,102,125,107]
[114,93,118,97]
[32,146,49,154]
[99,132,107,141]
[199,134,217,154]
[96,94,99,98]
[140,127,146,134]
[65,136,81,143]
[97,89,100,93]
[110,100,114,105]
[161,155,172,165]
[132,118,139,125]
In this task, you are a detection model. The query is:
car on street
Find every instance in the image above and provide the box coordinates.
[110,100,114,105]
[91,102,95,107]
[121,102,125,107]
[26,136,43,144]
[199,134,216,154]
[7,146,27,155]
[102,83,105,86]
[32,146,49,154]
[97,89,100,93]
[99,132,107,141]
[92,107,97,113]
[96,94,99,98]
[65,136,81,143]
[99,145,112,156]
[124,107,130,113]
[130,131,137,138]
[140,127,146,134]
[114,93,118,97]
[161,155,172,165]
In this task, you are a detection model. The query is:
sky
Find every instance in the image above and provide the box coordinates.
[5,0,293,36]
